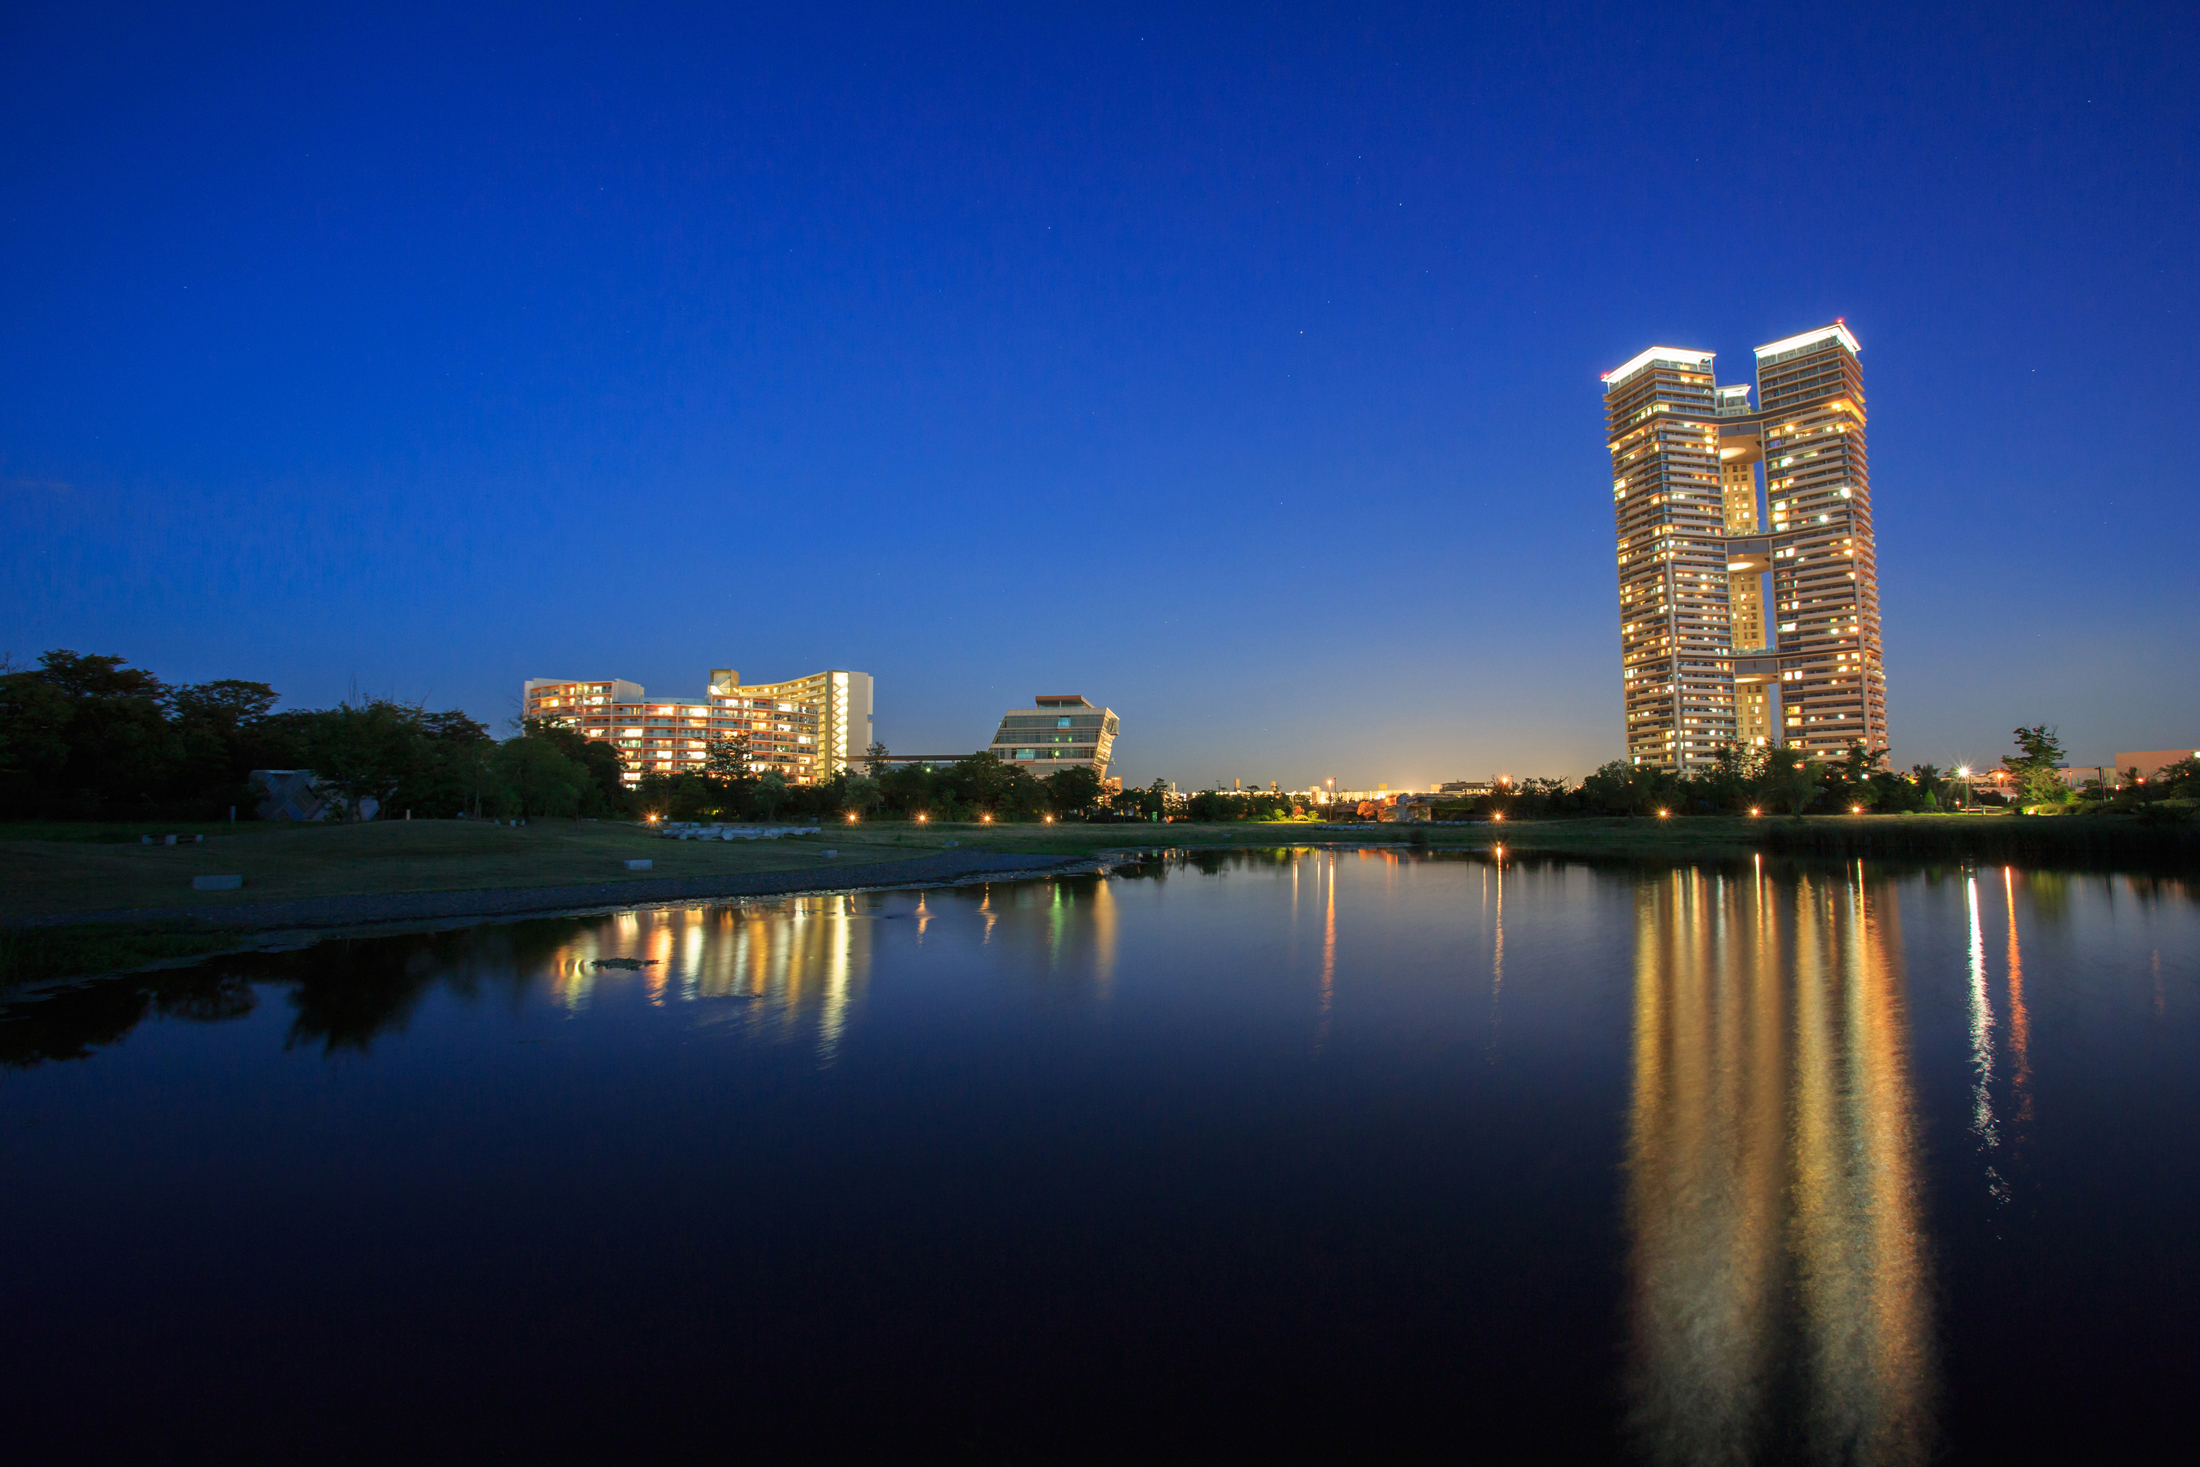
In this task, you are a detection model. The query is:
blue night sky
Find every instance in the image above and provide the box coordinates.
[5,2,2195,787]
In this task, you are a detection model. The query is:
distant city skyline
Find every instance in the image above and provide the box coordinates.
[4,4,2194,787]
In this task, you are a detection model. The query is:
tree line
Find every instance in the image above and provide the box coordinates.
[637,741,1117,824]
[0,650,1133,824]
[0,650,627,822]
[1439,730,2197,821]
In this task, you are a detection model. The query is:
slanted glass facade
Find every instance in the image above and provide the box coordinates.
[987,695,1119,777]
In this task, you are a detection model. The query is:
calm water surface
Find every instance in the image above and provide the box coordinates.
[4,850,2195,1461]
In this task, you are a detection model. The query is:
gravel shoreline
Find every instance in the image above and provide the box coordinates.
[12,850,1098,932]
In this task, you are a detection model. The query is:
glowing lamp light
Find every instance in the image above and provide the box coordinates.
[1851,805,1863,815]
[1749,807,1760,816]
[1493,811,1504,822]
[1044,814,1054,823]
[846,813,857,823]
[916,813,928,823]
[982,813,992,822]
[1657,809,1669,818]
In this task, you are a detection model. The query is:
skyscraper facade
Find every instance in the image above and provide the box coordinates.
[1604,323,1886,771]
[1607,347,1737,771]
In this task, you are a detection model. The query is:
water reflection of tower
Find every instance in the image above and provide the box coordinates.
[1625,864,1934,1466]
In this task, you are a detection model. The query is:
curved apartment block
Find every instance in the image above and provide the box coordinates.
[524,667,873,785]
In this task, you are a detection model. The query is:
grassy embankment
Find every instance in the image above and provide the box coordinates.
[0,819,927,984]
[3,812,2189,986]
[0,818,956,921]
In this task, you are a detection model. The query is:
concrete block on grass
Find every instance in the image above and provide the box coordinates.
[623,859,653,871]
[192,875,244,891]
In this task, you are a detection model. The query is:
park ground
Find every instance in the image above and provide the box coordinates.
[0,811,1897,923]
[2,812,2187,985]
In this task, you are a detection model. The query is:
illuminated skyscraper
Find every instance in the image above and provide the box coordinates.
[1606,347,1736,771]
[1605,323,1887,769]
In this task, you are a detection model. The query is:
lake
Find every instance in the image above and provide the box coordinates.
[4,849,2195,1462]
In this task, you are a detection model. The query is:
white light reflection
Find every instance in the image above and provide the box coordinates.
[1965,873,2002,1191]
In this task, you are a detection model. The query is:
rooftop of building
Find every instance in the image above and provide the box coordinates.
[1754,322,1861,360]
[1602,346,1715,391]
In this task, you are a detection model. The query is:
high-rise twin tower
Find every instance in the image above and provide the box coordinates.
[1603,323,1887,772]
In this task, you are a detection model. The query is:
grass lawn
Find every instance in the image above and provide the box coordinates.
[0,819,301,843]
[0,819,952,921]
